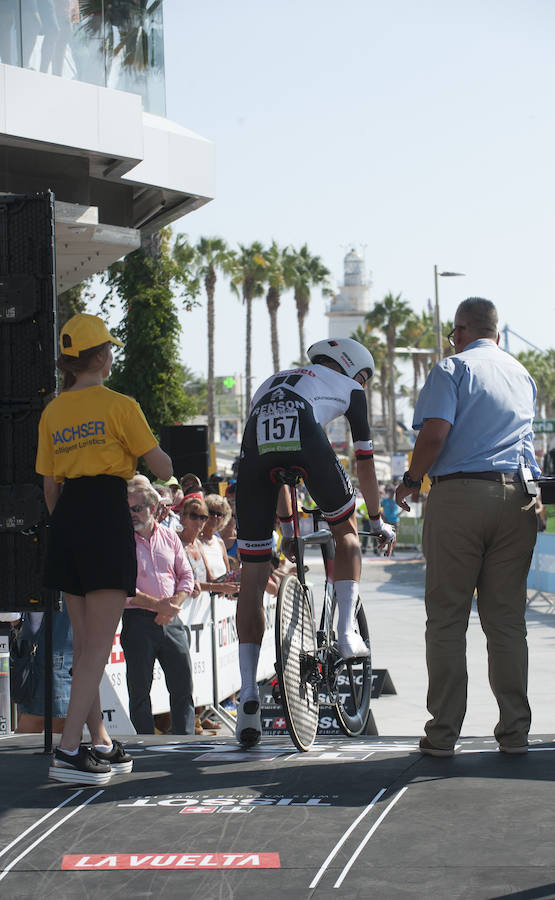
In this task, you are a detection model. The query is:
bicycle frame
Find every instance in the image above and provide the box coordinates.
[285,481,337,653]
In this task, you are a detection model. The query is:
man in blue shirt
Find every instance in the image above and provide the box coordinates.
[395,297,539,757]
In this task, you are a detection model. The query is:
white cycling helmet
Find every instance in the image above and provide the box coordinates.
[307,338,375,380]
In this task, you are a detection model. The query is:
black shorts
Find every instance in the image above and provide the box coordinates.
[44,475,137,596]
[236,397,354,562]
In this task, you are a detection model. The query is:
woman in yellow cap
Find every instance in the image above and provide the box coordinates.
[36,313,173,786]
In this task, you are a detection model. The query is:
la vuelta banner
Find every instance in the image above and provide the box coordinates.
[62,852,281,870]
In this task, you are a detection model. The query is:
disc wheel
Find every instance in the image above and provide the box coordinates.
[275,573,319,751]
[330,594,372,736]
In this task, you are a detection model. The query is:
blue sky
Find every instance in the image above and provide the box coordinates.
[160,0,554,413]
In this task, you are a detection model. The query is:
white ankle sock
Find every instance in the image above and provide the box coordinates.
[95,742,113,753]
[335,580,359,638]
[239,642,261,703]
[59,746,79,756]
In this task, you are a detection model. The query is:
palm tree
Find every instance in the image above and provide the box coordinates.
[261,241,297,372]
[365,293,413,452]
[398,311,437,409]
[231,242,267,411]
[284,244,331,363]
[80,1,163,75]
[174,235,233,443]
[351,325,387,435]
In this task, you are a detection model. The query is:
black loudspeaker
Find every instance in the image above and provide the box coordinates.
[0,193,59,611]
[159,425,209,484]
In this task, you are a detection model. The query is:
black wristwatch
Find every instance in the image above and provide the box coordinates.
[403,470,422,489]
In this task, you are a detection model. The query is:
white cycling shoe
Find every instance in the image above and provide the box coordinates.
[336,631,370,660]
[236,699,262,749]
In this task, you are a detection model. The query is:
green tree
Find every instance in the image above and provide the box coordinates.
[102,229,199,437]
[57,278,94,325]
[284,244,330,363]
[365,293,413,452]
[261,241,295,372]
[351,325,387,434]
[174,235,233,444]
[231,242,267,410]
[516,350,555,419]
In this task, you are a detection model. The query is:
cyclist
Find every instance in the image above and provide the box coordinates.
[235,337,396,747]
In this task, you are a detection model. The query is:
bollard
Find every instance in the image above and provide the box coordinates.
[0,626,11,736]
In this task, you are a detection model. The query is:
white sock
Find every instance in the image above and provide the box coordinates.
[239,642,261,704]
[59,746,79,756]
[335,580,359,638]
[95,742,113,753]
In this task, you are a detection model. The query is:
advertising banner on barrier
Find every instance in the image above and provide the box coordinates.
[213,592,276,703]
[99,593,214,735]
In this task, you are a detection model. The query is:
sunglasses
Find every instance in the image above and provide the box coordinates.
[208,511,224,518]
[187,512,208,522]
[129,504,148,513]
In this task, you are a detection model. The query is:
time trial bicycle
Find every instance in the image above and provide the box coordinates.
[272,466,372,752]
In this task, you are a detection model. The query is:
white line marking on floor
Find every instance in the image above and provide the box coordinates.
[308,787,386,889]
[334,786,408,888]
[0,790,104,883]
[0,791,83,860]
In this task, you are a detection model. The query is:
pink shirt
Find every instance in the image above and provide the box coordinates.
[126,522,194,609]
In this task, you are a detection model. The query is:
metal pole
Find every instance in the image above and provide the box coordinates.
[43,598,54,754]
[433,264,441,362]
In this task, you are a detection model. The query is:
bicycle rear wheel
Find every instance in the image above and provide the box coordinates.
[275,573,319,752]
[331,594,372,736]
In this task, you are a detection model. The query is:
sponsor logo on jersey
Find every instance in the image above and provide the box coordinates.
[270,388,286,401]
[252,400,306,417]
[52,421,106,444]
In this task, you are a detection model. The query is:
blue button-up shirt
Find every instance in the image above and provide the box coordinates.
[412,339,540,477]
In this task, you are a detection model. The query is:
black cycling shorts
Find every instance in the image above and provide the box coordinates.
[236,391,355,562]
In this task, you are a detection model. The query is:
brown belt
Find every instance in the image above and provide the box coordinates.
[431,471,521,485]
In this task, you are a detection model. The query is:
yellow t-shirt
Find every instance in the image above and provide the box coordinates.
[36,385,158,483]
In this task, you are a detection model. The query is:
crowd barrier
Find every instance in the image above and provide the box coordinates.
[99,591,277,735]
[527,532,555,605]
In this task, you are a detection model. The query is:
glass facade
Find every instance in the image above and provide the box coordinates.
[0,0,165,115]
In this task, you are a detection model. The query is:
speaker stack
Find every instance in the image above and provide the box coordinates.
[0,192,59,612]
[159,424,209,484]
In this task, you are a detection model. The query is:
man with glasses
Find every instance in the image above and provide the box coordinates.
[122,477,196,735]
[395,297,540,757]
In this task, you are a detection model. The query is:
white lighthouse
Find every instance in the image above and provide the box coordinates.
[326,248,371,338]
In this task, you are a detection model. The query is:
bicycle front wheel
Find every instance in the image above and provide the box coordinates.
[331,594,372,736]
[275,573,319,752]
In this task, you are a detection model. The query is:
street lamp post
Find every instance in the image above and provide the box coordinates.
[433,265,466,360]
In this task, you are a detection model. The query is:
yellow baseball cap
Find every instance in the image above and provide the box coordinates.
[59,313,124,357]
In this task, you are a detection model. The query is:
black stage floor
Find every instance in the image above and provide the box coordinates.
[2,733,555,899]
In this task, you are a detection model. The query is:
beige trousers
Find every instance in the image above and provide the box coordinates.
[422,478,537,749]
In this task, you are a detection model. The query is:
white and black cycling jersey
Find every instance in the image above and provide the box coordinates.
[249,364,373,461]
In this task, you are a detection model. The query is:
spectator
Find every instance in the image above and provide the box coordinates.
[122,477,195,735]
[395,297,539,757]
[179,496,237,732]
[155,475,184,510]
[36,312,172,785]
[219,493,239,567]
[200,494,233,581]
[179,498,238,597]
[180,472,204,500]
[381,484,400,555]
[156,483,182,531]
